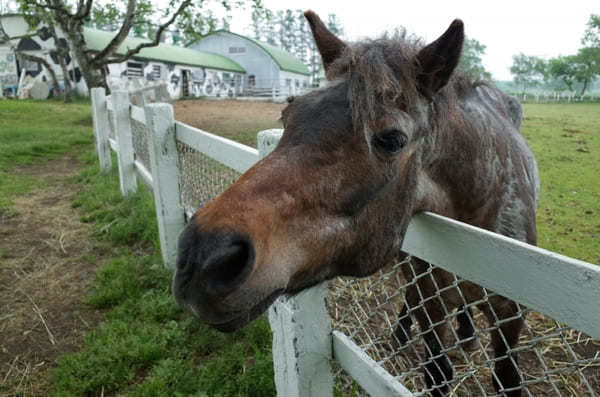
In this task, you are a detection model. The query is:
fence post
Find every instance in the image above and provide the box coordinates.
[157,83,171,103]
[259,129,334,397]
[90,87,112,173]
[144,103,186,268]
[112,90,138,196]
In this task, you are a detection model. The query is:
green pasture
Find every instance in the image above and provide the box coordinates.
[0,98,597,396]
[0,99,93,215]
[521,104,600,263]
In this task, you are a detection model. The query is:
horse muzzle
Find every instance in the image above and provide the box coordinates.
[172,222,284,331]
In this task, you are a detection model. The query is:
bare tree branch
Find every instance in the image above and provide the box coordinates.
[89,0,137,65]
[74,0,93,21]
[16,51,61,95]
[96,0,192,66]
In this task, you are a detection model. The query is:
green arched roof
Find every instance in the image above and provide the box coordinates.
[201,31,311,76]
[83,28,245,73]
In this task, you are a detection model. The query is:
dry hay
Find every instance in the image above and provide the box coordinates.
[0,156,109,396]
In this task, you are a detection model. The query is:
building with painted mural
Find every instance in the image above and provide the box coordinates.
[0,14,246,99]
[84,29,245,99]
[188,31,311,96]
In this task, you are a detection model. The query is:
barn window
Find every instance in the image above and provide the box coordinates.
[285,78,292,87]
[126,61,144,78]
[222,73,232,86]
[228,46,246,54]
[152,65,162,80]
[23,59,39,72]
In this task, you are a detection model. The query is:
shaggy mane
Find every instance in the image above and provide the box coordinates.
[327,30,476,132]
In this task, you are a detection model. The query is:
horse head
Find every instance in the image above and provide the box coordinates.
[173,11,466,331]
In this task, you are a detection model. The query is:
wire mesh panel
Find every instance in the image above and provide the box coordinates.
[329,259,600,396]
[176,140,241,214]
[131,118,151,171]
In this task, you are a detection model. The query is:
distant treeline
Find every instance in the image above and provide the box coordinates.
[509,14,599,96]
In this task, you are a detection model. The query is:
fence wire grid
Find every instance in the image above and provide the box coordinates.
[131,118,151,171]
[176,141,241,216]
[169,138,599,397]
[329,260,600,397]
[107,109,116,140]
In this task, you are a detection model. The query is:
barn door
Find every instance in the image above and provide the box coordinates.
[181,69,190,97]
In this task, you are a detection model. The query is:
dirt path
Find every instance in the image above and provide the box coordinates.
[0,156,110,396]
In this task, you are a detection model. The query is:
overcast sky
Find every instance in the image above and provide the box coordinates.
[229,0,598,81]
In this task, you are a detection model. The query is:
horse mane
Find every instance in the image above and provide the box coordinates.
[327,30,476,133]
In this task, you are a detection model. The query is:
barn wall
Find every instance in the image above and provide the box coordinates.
[0,15,88,95]
[106,60,243,100]
[279,70,310,95]
[0,47,18,88]
[190,33,280,90]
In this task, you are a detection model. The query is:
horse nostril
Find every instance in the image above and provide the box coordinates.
[201,240,253,296]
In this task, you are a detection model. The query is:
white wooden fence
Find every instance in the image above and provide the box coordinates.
[90,87,600,397]
[517,91,600,103]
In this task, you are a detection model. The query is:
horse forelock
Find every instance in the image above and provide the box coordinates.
[327,32,423,133]
[325,31,477,144]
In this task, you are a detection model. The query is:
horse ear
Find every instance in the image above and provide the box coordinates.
[416,19,464,98]
[304,10,347,72]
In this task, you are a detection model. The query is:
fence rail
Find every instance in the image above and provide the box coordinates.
[90,87,600,397]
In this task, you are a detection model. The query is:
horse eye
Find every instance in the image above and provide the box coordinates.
[372,130,407,155]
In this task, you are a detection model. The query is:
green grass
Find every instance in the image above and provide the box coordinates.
[521,104,600,263]
[51,143,275,397]
[0,98,93,215]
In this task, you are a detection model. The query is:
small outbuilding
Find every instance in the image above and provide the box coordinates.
[188,31,311,96]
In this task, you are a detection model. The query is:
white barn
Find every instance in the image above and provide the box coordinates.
[189,31,311,96]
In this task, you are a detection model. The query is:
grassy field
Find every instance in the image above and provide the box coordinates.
[0,98,598,397]
[0,99,93,216]
[521,104,600,263]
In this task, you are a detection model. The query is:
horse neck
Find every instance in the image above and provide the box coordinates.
[416,97,499,222]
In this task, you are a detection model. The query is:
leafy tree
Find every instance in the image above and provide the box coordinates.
[326,13,343,37]
[294,9,308,65]
[582,13,600,47]
[459,37,491,80]
[547,55,579,91]
[510,53,546,92]
[572,47,600,95]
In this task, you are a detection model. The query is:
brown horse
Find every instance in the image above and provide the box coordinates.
[173,11,539,397]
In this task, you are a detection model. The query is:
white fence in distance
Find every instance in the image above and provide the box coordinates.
[90,87,600,396]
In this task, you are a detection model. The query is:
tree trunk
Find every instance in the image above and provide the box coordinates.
[47,22,72,102]
[57,49,72,102]
[16,52,61,95]
[50,9,109,94]
[579,77,589,96]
